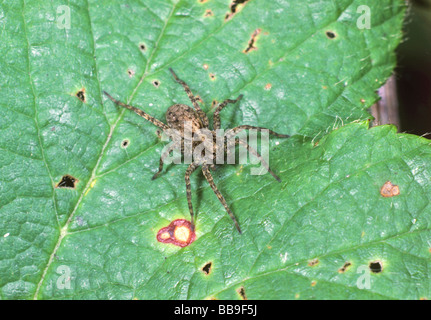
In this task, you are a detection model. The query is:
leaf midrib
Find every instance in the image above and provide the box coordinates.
[32,0,180,299]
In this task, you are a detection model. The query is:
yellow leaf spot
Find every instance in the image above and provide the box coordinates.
[160,232,170,240]
[85,179,97,196]
[174,225,190,243]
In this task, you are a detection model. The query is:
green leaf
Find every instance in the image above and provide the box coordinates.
[2,0,428,301]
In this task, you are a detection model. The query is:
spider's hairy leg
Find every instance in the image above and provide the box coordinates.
[185,162,199,231]
[229,125,290,138]
[234,138,282,183]
[213,95,243,130]
[103,91,169,130]
[168,68,209,128]
[201,165,242,234]
[152,142,179,180]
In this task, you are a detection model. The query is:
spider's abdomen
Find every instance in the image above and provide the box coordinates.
[166,104,203,133]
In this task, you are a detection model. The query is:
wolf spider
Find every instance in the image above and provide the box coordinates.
[103,68,288,234]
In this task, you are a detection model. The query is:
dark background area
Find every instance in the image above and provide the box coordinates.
[396,0,431,137]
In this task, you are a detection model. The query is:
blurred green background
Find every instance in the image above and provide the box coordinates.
[397,0,431,136]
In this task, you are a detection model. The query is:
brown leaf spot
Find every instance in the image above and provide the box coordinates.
[311,280,317,287]
[156,219,196,247]
[380,181,400,197]
[204,9,213,17]
[76,88,86,102]
[225,0,250,21]
[237,286,247,300]
[243,28,261,54]
[308,258,319,267]
[264,83,272,90]
[338,261,352,273]
[127,68,135,78]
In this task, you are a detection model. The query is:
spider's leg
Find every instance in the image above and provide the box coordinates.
[169,68,210,128]
[201,165,242,234]
[152,142,179,180]
[235,138,282,183]
[185,162,199,231]
[213,95,243,130]
[103,91,169,130]
[228,125,289,138]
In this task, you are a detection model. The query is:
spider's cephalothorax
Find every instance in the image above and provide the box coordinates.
[103,68,289,234]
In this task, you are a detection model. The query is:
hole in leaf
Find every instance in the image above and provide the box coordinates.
[308,258,319,267]
[152,80,160,87]
[202,262,212,275]
[369,260,383,273]
[225,0,250,21]
[209,73,216,81]
[338,261,352,273]
[326,31,336,39]
[127,69,135,78]
[56,175,78,189]
[76,88,86,102]
[139,43,147,51]
[237,286,247,300]
[243,28,261,54]
[121,139,130,148]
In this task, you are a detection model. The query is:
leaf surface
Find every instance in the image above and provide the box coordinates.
[1,0,426,300]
